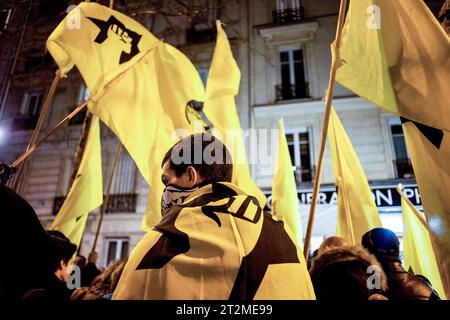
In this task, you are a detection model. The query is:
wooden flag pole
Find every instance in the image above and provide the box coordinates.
[303,0,348,259]
[10,98,91,168]
[396,184,428,230]
[91,142,122,255]
[13,71,61,191]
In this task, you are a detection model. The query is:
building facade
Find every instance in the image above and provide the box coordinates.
[0,0,445,266]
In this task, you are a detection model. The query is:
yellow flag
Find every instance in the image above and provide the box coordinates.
[336,0,450,298]
[50,117,103,248]
[328,107,382,244]
[204,20,267,208]
[400,191,446,298]
[113,182,315,300]
[47,2,206,230]
[46,2,158,92]
[402,122,450,299]
[272,118,303,248]
[336,0,450,131]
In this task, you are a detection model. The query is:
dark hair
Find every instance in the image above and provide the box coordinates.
[162,133,233,184]
[47,233,77,272]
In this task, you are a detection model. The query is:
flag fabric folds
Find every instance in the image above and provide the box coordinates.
[113,182,315,300]
[336,0,450,297]
[402,122,450,298]
[328,107,382,244]
[204,21,267,208]
[50,117,103,248]
[336,0,450,132]
[47,2,159,92]
[90,42,205,229]
[272,118,303,249]
[47,2,206,230]
[400,190,446,298]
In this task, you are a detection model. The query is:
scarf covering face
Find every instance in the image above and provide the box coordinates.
[113,182,315,300]
[160,184,200,216]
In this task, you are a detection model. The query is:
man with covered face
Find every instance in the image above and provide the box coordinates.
[113,133,315,300]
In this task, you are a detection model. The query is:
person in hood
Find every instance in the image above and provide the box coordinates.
[310,236,389,301]
[362,228,440,300]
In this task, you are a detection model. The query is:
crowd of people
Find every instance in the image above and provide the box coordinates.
[0,133,443,301]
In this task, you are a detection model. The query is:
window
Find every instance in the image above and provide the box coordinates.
[105,237,129,266]
[14,92,44,130]
[0,9,11,32]
[273,0,303,23]
[69,86,90,125]
[285,128,313,183]
[105,150,138,213]
[389,120,414,179]
[185,0,219,44]
[277,47,309,101]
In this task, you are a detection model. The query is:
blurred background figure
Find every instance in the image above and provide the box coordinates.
[22,231,77,301]
[75,251,101,287]
[362,228,440,300]
[310,236,388,301]
[71,258,128,300]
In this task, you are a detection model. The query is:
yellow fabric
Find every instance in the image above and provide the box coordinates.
[401,194,446,298]
[328,107,381,244]
[271,118,303,249]
[336,0,450,132]
[46,2,159,91]
[50,117,103,248]
[402,122,450,299]
[335,0,450,298]
[47,2,206,230]
[113,182,315,300]
[91,41,205,230]
[204,21,267,208]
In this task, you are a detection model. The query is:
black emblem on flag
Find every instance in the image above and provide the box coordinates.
[135,182,300,300]
[87,15,142,64]
[400,117,444,149]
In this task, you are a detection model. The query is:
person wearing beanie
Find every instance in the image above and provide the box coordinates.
[362,228,441,300]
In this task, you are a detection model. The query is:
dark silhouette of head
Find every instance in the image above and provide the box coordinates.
[362,228,400,264]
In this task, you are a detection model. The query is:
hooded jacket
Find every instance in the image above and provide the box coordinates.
[310,245,388,301]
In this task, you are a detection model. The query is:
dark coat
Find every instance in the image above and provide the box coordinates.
[0,186,54,301]
[81,262,101,287]
[381,261,440,300]
[309,245,388,301]
[22,274,73,302]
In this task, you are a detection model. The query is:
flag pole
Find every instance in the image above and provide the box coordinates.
[9,98,91,168]
[91,142,122,255]
[396,184,428,229]
[303,0,348,259]
[12,71,61,191]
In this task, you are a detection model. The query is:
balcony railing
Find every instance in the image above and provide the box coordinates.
[272,7,304,24]
[393,159,414,179]
[106,194,137,214]
[294,164,315,184]
[276,83,310,101]
[186,27,216,44]
[53,193,137,215]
